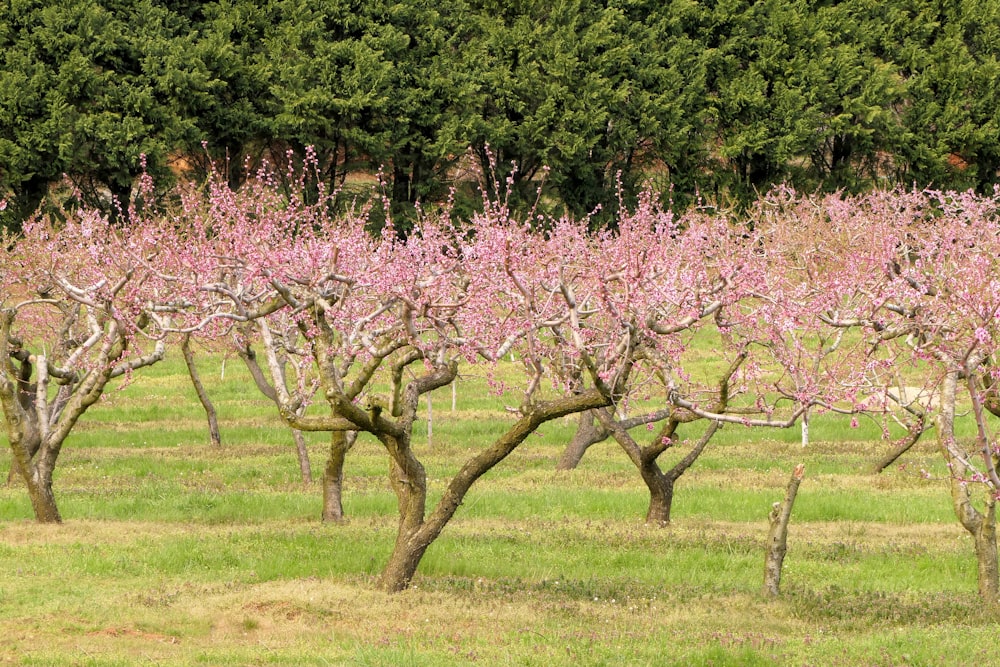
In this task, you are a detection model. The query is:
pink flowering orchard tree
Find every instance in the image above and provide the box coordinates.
[868,189,1000,601]
[763,187,1000,602]
[0,197,185,523]
[158,163,351,508]
[579,192,888,527]
[181,172,650,590]
[553,204,740,474]
[775,191,933,472]
[739,191,907,436]
[287,211,642,592]
[551,198,757,525]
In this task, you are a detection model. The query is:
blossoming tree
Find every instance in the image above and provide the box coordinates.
[0,196,182,522]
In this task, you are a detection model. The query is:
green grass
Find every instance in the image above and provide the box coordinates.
[1,351,998,665]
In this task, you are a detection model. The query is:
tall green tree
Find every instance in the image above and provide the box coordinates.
[877,0,1000,190]
[183,0,276,188]
[464,0,707,219]
[699,0,911,202]
[374,1,478,216]
[262,0,394,192]
[0,1,229,224]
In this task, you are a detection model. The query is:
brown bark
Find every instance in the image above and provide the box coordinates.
[598,409,720,526]
[2,377,64,523]
[236,343,278,402]
[555,410,608,470]
[376,363,456,592]
[974,499,999,602]
[763,463,805,597]
[293,430,313,485]
[5,345,39,486]
[6,430,39,486]
[378,386,610,592]
[620,351,742,524]
[649,422,720,525]
[871,416,927,474]
[379,439,431,591]
[181,335,221,447]
[641,466,675,526]
[23,463,61,524]
[937,370,1000,601]
[321,430,356,522]
[5,413,61,523]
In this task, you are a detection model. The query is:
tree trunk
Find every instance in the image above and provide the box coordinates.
[321,462,342,522]
[379,446,430,592]
[380,529,432,593]
[2,387,57,520]
[25,469,61,524]
[181,336,221,447]
[642,464,674,526]
[13,446,62,523]
[376,389,609,592]
[937,370,1000,601]
[613,418,719,527]
[974,498,999,602]
[293,430,312,485]
[556,410,607,470]
[321,431,355,522]
[870,418,925,474]
[6,401,41,487]
[763,463,805,597]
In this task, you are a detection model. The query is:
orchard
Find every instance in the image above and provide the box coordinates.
[2,164,998,598]
[4,166,1000,662]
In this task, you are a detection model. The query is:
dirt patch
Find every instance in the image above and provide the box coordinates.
[88,627,179,643]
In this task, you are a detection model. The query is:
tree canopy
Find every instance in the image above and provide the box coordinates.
[2,0,999,226]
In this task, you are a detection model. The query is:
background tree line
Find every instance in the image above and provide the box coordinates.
[2,0,999,228]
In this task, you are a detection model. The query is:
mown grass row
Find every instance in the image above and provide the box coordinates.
[0,353,995,665]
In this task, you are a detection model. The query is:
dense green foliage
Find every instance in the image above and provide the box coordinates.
[2,0,999,226]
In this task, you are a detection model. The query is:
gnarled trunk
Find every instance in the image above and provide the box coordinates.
[973,499,999,601]
[379,438,430,592]
[24,463,61,524]
[938,370,999,601]
[641,463,675,526]
[376,389,609,593]
[6,431,39,487]
[7,426,61,523]
[321,430,356,522]
[2,369,60,522]
[556,410,607,470]
[642,422,719,526]
[181,335,221,447]
[380,531,433,593]
[596,408,719,527]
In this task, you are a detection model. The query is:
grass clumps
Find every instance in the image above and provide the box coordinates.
[1,356,997,665]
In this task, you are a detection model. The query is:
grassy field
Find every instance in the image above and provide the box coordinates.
[1,353,997,666]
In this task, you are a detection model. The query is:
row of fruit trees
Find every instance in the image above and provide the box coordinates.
[3,166,1000,598]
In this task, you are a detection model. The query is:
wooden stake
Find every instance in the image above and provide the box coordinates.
[763,463,805,597]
